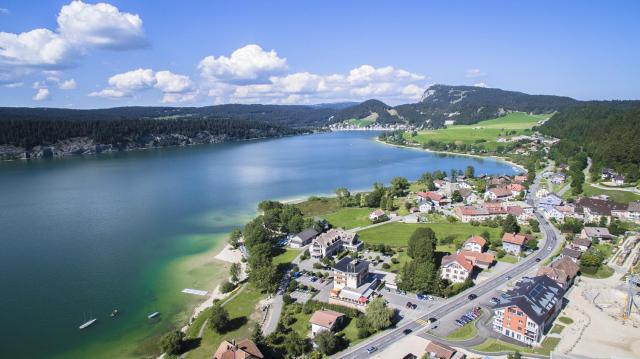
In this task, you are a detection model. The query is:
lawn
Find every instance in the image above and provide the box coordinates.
[324,207,375,229]
[358,222,502,247]
[387,245,456,272]
[558,316,574,325]
[582,184,640,203]
[405,112,549,151]
[185,285,264,359]
[498,254,518,264]
[550,324,565,334]
[473,337,560,356]
[273,248,301,266]
[295,197,341,217]
[582,265,615,279]
[445,311,482,341]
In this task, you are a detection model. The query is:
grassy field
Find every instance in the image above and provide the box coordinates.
[550,324,565,334]
[558,316,574,325]
[387,244,456,272]
[186,285,264,359]
[582,184,640,203]
[582,265,615,279]
[273,248,301,266]
[473,337,560,356]
[295,197,341,217]
[405,112,549,151]
[498,254,518,264]
[324,207,375,229]
[357,222,502,247]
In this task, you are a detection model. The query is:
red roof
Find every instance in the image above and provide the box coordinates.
[490,187,512,197]
[442,252,473,272]
[502,232,528,245]
[464,235,487,247]
[508,183,527,192]
[419,191,444,202]
[506,206,524,216]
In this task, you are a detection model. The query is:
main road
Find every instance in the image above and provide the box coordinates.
[334,169,562,358]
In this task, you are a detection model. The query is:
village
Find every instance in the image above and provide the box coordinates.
[199,152,640,359]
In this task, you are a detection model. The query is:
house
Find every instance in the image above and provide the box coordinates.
[537,257,580,290]
[502,233,528,256]
[424,341,465,359]
[492,276,564,345]
[460,250,495,269]
[368,209,386,222]
[507,183,527,197]
[576,198,613,224]
[614,175,625,186]
[289,228,319,248]
[462,236,487,253]
[579,227,614,242]
[310,310,345,336]
[538,194,563,210]
[332,257,369,290]
[440,252,473,283]
[514,175,528,183]
[627,201,640,223]
[571,238,592,252]
[561,247,582,263]
[310,228,361,258]
[601,168,615,180]
[458,188,478,204]
[213,338,264,359]
[434,179,447,189]
[550,173,566,184]
[418,191,447,207]
[454,204,507,223]
[536,188,549,198]
[404,213,420,223]
[419,202,434,213]
[485,187,513,201]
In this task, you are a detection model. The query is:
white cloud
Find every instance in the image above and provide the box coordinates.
[0,8,9,14]
[0,29,73,68]
[3,82,23,88]
[33,88,50,101]
[57,0,146,50]
[92,68,196,102]
[473,82,488,88]
[466,68,485,78]
[59,78,77,89]
[198,44,287,84]
[154,70,193,93]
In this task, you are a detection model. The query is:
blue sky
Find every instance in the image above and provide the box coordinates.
[1,0,639,108]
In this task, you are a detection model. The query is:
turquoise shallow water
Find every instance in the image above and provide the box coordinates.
[0,132,516,358]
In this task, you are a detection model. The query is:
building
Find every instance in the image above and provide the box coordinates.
[502,233,528,256]
[419,202,434,213]
[537,257,580,289]
[492,276,565,345]
[462,236,487,253]
[460,250,495,269]
[561,247,582,263]
[485,187,513,201]
[579,227,614,242]
[310,229,362,258]
[417,191,447,207]
[576,198,614,224]
[571,238,592,252]
[458,188,479,204]
[538,194,563,210]
[213,339,264,359]
[289,228,319,248]
[440,252,473,283]
[332,257,369,290]
[507,183,527,197]
[368,209,386,222]
[454,204,507,223]
[309,310,345,336]
[424,341,465,359]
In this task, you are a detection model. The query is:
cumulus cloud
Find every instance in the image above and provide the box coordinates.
[59,78,77,89]
[473,82,488,88]
[0,0,146,82]
[57,1,146,50]
[465,68,485,78]
[198,44,287,84]
[33,88,51,101]
[91,68,195,103]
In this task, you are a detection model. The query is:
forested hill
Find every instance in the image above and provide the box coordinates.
[329,99,401,124]
[539,102,640,181]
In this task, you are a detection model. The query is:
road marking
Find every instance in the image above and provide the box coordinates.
[415,318,431,326]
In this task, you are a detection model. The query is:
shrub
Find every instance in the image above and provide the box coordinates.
[160,330,184,355]
[220,281,236,294]
[382,263,391,269]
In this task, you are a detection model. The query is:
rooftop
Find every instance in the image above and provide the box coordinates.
[333,257,369,274]
[309,309,345,328]
[495,275,565,325]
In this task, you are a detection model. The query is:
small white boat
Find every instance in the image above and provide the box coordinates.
[79,318,97,330]
[148,311,160,319]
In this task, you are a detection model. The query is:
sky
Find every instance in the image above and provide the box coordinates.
[0,0,639,108]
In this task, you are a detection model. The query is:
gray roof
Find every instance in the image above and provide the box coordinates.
[629,201,640,213]
[582,227,612,238]
[295,228,319,242]
[495,276,564,325]
[562,247,582,259]
[333,257,369,274]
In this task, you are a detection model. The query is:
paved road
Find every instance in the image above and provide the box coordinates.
[334,167,562,359]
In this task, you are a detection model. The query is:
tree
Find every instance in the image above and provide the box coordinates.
[160,330,184,355]
[335,187,351,207]
[465,165,475,178]
[529,219,540,233]
[525,238,539,250]
[390,177,410,197]
[315,330,340,355]
[251,322,265,346]
[209,304,230,333]
[220,281,235,293]
[365,297,394,331]
[452,190,463,203]
[407,227,437,261]
[480,230,491,242]
[283,331,309,358]
[243,218,271,250]
[580,249,604,268]
[501,214,520,235]
[229,262,241,283]
[229,228,242,248]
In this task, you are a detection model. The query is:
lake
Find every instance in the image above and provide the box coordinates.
[0,131,517,358]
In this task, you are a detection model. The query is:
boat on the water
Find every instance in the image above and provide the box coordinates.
[148,311,160,319]
[110,309,119,317]
[79,318,97,330]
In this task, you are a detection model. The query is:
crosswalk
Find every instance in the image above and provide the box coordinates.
[415,318,431,326]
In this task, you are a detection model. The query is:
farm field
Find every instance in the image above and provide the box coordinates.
[405,112,550,151]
